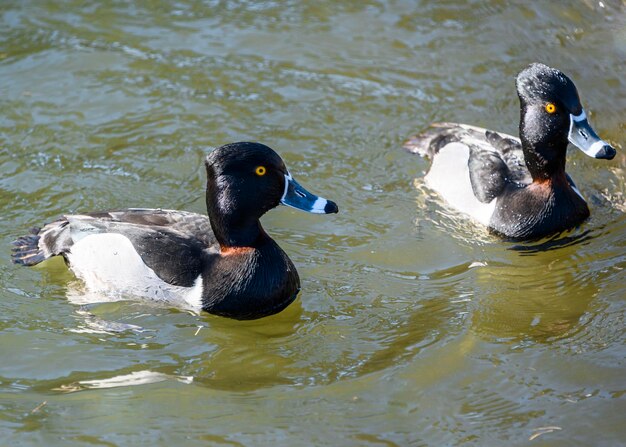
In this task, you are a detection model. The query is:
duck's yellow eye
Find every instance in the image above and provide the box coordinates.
[545,103,556,114]
[255,166,266,176]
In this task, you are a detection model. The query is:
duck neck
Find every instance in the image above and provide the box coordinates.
[520,125,568,182]
[522,143,567,182]
[205,182,267,250]
[207,204,267,250]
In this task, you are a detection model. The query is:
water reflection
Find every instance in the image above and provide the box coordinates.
[1,0,625,444]
[469,257,597,342]
[355,263,471,376]
[508,229,594,253]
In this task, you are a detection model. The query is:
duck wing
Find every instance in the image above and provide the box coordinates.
[92,209,216,247]
[69,216,209,287]
[483,130,529,185]
[12,209,215,287]
[403,122,469,158]
[462,127,533,203]
[465,140,511,203]
[404,122,531,190]
[403,123,531,184]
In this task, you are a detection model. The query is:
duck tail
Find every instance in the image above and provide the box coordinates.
[11,227,46,266]
[403,122,467,158]
[11,219,70,266]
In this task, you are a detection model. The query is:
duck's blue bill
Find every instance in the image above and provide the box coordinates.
[568,110,616,160]
[280,173,339,214]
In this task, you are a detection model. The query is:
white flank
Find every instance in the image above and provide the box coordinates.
[425,142,497,226]
[184,274,204,310]
[67,233,203,311]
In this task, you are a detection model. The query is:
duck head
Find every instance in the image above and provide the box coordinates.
[205,142,338,247]
[516,63,615,179]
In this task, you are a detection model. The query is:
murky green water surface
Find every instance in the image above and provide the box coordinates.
[1,1,625,445]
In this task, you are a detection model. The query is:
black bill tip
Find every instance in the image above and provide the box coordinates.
[595,144,616,160]
[324,200,339,214]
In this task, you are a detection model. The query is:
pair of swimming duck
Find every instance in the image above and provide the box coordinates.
[12,63,618,319]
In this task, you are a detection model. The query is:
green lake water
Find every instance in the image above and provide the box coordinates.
[1,1,625,445]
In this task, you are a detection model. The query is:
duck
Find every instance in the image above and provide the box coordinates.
[404,63,616,241]
[11,142,339,319]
